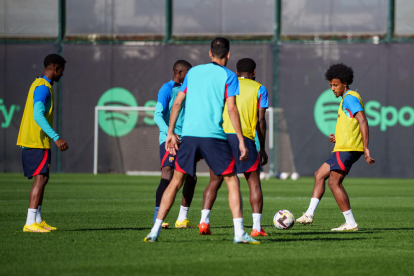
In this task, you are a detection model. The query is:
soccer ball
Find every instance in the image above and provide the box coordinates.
[273,210,295,230]
[290,172,300,180]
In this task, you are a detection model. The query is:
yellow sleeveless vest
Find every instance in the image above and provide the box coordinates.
[333,91,364,152]
[222,78,261,141]
[17,78,54,149]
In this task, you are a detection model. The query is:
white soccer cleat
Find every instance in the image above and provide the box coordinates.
[331,223,358,231]
[296,213,314,225]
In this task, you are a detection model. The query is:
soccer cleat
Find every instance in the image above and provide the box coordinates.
[161,222,169,229]
[198,222,212,235]
[234,233,260,244]
[331,223,358,231]
[143,232,159,242]
[250,228,268,237]
[175,219,194,228]
[23,223,50,233]
[37,220,57,231]
[296,213,314,225]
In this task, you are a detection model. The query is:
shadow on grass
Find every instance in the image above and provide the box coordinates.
[262,237,367,243]
[66,227,152,231]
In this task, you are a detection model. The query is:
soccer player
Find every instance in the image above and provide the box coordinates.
[153,60,197,229]
[17,54,69,233]
[144,37,259,244]
[198,58,269,237]
[296,63,375,231]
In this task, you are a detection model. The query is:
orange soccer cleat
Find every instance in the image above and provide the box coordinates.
[198,222,212,235]
[250,228,268,237]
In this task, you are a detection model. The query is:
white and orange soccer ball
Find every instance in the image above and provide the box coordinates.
[273,210,295,230]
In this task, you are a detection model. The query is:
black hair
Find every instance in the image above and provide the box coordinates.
[325,63,354,85]
[237,58,256,73]
[44,54,66,68]
[173,60,192,70]
[211,37,230,59]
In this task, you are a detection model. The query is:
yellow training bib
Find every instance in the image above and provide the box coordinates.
[222,78,262,141]
[17,78,54,149]
[333,91,364,152]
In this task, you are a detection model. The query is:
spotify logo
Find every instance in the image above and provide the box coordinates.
[314,89,341,137]
[97,87,138,137]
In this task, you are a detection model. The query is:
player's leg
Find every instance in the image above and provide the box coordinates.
[244,170,266,236]
[153,166,174,228]
[329,170,358,231]
[144,137,197,242]
[201,137,259,244]
[175,174,197,228]
[22,149,51,233]
[199,169,224,235]
[297,162,330,225]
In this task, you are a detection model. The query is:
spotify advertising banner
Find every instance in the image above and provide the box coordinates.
[279,43,414,178]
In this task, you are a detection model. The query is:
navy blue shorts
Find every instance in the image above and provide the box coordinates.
[226,134,260,174]
[326,151,363,174]
[160,142,177,169]
[175,136,235,177]
[22,148,51,179]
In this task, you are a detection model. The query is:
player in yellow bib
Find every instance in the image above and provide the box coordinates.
[297,63,375,231]
[198,58,269,237]
[16,54,69,233]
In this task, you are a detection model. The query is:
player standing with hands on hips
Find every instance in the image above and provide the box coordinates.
[296,63,375,231]
[17,54,69,233]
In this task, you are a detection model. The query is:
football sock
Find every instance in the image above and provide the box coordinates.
[233,218,245,237]
[252,213,262,231]
[155,179,170,207]
[200,209,210,224]
[177,205,189,222]
[26,208,37,225]
[35,205,42,223]
[153,207,159,223]
[343,209,357,227]
[151,219,163,235]
[305,198,320,216]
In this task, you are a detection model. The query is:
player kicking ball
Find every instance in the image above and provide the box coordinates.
[296,63,375,231]
[153,60,197,229]
[17,54,69,233]
[198,58,269,237]
[144,37,259,244]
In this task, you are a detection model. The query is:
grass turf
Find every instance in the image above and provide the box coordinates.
[0,173,413,276]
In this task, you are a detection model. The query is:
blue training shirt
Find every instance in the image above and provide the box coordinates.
[179,62,239,139]
[343,90,363,118]
[33,75,59,142]
[154,80,185,145]
[258,85,269,108]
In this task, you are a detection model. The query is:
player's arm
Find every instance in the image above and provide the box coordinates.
[226,96,247,161]
[355,111,375,165]
[256,85,269,165]
[33,85,68,151]
[166,78,187,156]
[154,85,171,134]
[256,108,268,165]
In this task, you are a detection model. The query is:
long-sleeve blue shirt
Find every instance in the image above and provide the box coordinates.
[32,76,59,142]
[154,80,185,145]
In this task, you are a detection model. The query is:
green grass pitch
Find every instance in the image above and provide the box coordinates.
[1,173,413,276]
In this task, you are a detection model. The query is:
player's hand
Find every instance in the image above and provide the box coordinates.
[329,134,336,143]
[239,142,249,161]
[259,148,268,166]
[364,148,375,165]
[166,132,179,156]
[175,133,181,144]
[55,138,69,151]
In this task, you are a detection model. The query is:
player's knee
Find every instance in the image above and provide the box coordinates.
[327,177,339,190]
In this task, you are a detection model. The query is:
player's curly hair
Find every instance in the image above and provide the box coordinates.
[325,63,354,85]
[44,54,66,68]
[237,58,256,73]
